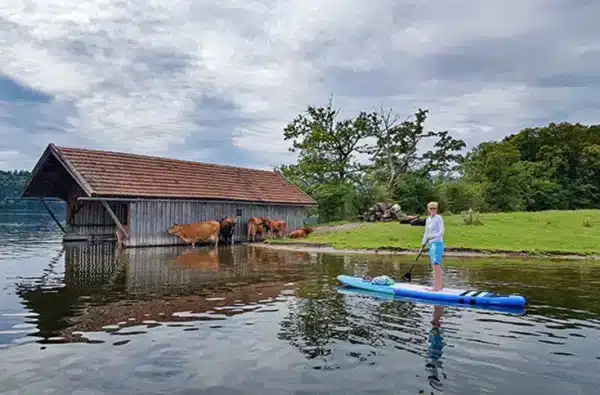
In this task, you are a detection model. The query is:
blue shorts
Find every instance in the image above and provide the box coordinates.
[429,241,445,265]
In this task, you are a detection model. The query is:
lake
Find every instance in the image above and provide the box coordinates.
[1,212,599,394]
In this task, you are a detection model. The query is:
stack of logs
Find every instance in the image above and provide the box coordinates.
[361,202,426,226]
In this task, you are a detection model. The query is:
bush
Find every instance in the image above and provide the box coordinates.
[461,208,483,226]
[583,217,592,228]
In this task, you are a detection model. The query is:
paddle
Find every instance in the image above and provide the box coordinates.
[402,242,427,282]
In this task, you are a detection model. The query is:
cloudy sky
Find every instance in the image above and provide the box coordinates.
[1,0,599,171]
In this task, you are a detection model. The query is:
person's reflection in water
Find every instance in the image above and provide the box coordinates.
[426,304,446,391]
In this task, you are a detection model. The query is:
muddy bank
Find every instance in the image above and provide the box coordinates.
[255,242,600,261]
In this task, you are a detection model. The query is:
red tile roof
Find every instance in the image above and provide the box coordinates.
[35,144,316,205]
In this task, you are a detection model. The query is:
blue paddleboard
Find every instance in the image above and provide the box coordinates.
[337,274,527,308]
[336,287,526,315]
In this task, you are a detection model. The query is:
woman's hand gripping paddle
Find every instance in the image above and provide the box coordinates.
[402,242,427,282]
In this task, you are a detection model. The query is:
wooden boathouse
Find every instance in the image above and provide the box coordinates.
[21,143,316,247]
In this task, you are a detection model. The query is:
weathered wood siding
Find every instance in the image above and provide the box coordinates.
[126,200,309,247]
[64,183,129,239]
[66,201,128,238]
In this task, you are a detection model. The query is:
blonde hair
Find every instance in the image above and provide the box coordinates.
[427,201,438,210]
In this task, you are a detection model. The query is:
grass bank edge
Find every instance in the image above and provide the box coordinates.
[264,240,600,258]
[276,210,600,257]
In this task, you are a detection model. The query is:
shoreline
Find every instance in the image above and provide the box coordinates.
[256,242,600,261]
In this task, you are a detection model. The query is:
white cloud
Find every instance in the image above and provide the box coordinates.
[1,0,599,170]
[0,149,21,169]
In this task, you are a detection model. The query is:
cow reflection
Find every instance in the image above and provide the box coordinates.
[174,248,219,271]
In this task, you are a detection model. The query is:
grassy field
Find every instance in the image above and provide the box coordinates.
[273,210,600,255]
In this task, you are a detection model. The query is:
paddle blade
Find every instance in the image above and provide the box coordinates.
[403,244,426,282]
[402,264,415,282]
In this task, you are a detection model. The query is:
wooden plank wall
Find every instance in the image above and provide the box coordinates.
[66,201,128,238]
[63,183,129,239]
[126,200,309,247]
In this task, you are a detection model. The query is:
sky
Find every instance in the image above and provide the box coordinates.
[1,0,600,171]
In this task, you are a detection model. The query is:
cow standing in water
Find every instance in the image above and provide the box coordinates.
[265,219,287,238]
[219,216,237,245]
[168,220,221,247]
[247,217,267,242]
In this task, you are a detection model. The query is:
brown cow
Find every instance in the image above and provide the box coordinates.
[265,219,287,238]
[247,217,267,242]
[219,216,237,245]
[289,227,314,239]
[168,220,221,247]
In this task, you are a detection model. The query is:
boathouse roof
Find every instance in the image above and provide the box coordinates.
[21,143,316,206]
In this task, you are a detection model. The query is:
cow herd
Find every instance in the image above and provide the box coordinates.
[167,216,312,248]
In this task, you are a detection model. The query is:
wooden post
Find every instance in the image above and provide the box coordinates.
[100,200,130,240]
[39,198,68,234]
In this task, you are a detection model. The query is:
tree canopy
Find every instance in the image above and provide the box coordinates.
[277,100,600,221]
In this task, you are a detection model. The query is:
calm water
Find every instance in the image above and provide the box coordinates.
[1,212,599,394]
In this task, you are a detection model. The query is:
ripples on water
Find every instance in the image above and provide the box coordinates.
[1,212,599,394]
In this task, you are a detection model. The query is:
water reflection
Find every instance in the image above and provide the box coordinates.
[426,305,446,391]
[171,248,221,269]
[2,214,600,393]
[10,243,313,345]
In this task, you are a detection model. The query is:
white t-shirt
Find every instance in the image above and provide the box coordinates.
[422,214,444,245]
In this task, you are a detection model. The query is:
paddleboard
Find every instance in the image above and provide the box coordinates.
[336,287,526,315]
[337,274,527,308]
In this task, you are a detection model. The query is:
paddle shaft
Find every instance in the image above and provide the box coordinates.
[415,242,427,262]
[402,242,427,282]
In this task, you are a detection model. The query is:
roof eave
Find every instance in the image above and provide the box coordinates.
[20,144,52,198]
[85,194,317,206]
[50,144,95,196]
[20,143,95,198]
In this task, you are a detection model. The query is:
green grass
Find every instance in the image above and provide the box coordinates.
[308,219,353,227]
[274,210,600,255]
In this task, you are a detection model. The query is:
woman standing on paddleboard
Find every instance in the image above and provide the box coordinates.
[423,201,445,291]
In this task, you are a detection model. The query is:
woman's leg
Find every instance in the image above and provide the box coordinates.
[430,242,445,291]
[433,265,444,291]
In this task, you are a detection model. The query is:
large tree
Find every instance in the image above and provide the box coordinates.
[369,108,466,188]
[277,99,380,221]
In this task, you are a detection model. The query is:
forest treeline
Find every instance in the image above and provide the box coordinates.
[2,102,599,222]
[276,100,600,222]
